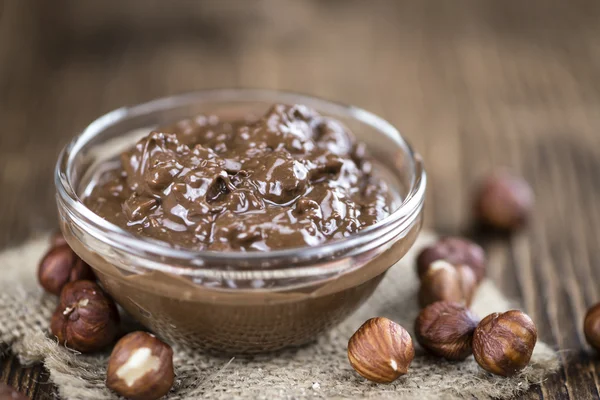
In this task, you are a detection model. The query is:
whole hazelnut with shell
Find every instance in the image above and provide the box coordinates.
[50,280,119,353]
[418,260,478,308]
[414,301,480,361]
[347,317,415,383]
[472,310,537,376]
[0,383,28,400]
[584,302,600,352]
[38,244,96,296]
[417,237,486,283]
[474,172,534,231]
[50,230,68,247]
[107,331,175,400]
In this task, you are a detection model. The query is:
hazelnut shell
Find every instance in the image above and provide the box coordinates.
[347,317,414,383]
[584,303,600,352]
[474,172,534,231]
[0,383,28,400]
[414,301,479,360]
[416,237,486,282]
[472,310,537,376]
[107,331,175,400]
[50,230,68,247]
[50,280,119,353]
[38,244,96,296]
[418,260,477,308]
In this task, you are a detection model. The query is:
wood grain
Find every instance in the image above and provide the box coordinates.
[1,0,600,398]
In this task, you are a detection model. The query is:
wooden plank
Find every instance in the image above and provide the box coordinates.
[2,1,600,399]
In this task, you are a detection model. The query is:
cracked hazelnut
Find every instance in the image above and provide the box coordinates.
[0,383,28,400]
[474,172,534,231]
[347,317,414,383]
[584,302,600,352]
[415,301,479,361]
[107,331,175,400]
[418,260,477,308]
[472,310,537,376]
[38,244,96,296]
[417,237,486,283]
[50,280,119,353]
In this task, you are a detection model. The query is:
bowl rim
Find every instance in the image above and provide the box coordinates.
[55,88,426,264]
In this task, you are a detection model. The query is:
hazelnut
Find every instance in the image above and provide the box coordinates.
[50,230,68,247]
[347,317,414,383]
[472,310,537,376]
[50,280,119,353]
[107,331,175,400]
[474,172,534,231]
[0,383,28,400]
[414,301,479,361]
[38,244,96,296]
[584,302,600,352]
[417,237,486,283]
[418,260,477,308]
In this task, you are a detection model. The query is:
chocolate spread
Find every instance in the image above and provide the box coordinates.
[84,104,392,251]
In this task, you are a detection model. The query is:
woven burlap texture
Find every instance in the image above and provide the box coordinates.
[0,232,558,400]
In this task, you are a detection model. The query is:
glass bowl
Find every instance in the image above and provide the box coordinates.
[55,89,426,353]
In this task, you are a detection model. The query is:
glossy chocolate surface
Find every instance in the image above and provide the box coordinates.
[84,104,392,251]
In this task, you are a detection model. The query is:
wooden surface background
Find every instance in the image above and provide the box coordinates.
[1,0,600,398]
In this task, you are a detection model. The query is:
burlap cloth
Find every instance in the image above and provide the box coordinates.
[0,232,558,399]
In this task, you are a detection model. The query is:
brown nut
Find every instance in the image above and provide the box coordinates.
[50,230,68,247]
[414,301,480,361]
[38,244,96,296]
[347,317,414,383]
[472,310,537,376]
[418,260,477,308]
[107,331,175,400]
[474,172,534,231]
[50,280,119,353]
[0,383,28,400]
[584,302,600,352]
[416,237,486,283]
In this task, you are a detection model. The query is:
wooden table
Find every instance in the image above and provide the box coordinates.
[1,1,599,398]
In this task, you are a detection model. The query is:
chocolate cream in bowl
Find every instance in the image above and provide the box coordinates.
[84,104,393,252]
